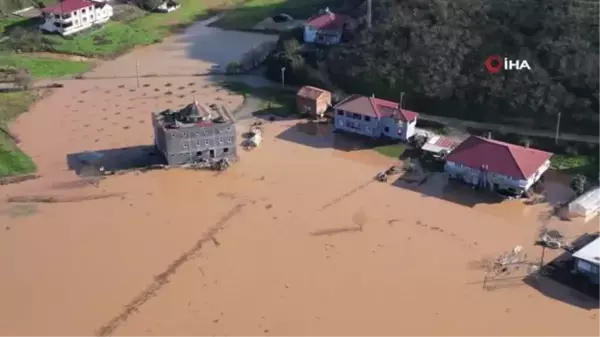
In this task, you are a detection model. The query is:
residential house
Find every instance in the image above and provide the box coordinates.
[303,7,348,45]
[444,135,553,196]
[296,86,331,118]
[333,94,419,141]
[156,0,180,13]
[572,237,600,285]
[152,101,237,165]
[39,0,113,36]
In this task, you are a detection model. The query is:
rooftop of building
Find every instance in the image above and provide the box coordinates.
[306,8,349,30]
[153,101,233,129]
[445,135,553,180]
[333,94,419,122]
[573,237,600,266]
[41,0,103,14]
[297,86,330,100]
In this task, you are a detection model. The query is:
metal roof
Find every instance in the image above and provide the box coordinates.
[421,135,456,154]
[573,237,600,266]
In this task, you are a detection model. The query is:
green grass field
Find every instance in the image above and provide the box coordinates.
[1,0,211,58]
[551,154,599,179]
[212,0,335,30]
[0,91,37,177]
[0,54,90,78]
[373,144,406,158]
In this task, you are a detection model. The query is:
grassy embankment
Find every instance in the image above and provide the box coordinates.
[0,52,95,176]
[211,0,333,30]
[0,91,36,177]
[0,0,219,58]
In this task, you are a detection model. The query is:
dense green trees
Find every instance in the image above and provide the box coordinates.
[268,0,599,136]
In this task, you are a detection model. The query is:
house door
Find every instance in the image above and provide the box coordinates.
[209,149,215,158]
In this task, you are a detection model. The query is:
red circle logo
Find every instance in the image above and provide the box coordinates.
[485,55,503,74]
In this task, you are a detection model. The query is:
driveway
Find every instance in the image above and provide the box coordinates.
[84,15,278,79]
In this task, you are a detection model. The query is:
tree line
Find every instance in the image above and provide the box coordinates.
[266,0,599,137]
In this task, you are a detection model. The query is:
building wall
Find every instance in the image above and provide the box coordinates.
[444,159,551,193]
[315,29,342,45]
[297,94,331,117]
[333,109,379,137]
[575,258,600,285]
[154,121,237,165]
[39,4,112,35]
[304,25,317,43]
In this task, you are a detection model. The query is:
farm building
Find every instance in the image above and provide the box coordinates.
[152,101,236,165]
[296,86,331,118]
[568,187,600,222]
[444,135,552,197]
[332,94,419,141]
[572,237,600,285]
[421,135,456,158]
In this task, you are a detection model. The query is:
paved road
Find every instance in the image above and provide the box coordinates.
[419,113,599,144]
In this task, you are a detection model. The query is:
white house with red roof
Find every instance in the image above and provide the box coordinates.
[332,94,419,141]
[444,135,553,196]
[39,0,113,36]
[303,8,348,45]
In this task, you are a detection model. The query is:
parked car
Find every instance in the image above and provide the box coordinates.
[272,13,293,22]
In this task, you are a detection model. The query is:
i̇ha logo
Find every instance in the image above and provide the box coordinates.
[484,55,531,74]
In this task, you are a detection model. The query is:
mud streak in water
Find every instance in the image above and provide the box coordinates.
[94,203,246,336]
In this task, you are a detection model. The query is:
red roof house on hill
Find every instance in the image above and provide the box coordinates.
[445,135,553,195]
[333,95,419,141]
[303,8,350,45]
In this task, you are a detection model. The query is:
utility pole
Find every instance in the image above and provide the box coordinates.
[135,61,140,88]
[399,92,405,109]
[554,111,561,144]
[367,0,372,29]
[280,67,286,88]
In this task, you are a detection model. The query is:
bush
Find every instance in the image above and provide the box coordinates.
[570,174,588,196]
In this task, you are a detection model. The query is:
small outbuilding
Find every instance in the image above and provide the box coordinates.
[572,237,600,285]
[568,187,600,222]
[421,135,456,158]
[296,86,331,118]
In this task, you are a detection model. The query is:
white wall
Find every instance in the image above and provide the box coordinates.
[445,159,550,193]
[304,25,317,43]
[333,110,379,137]
[40,4,112,36]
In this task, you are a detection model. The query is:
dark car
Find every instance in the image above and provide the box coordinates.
[272,13,293,23]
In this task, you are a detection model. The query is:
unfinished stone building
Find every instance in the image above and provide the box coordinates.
[152,101,237,165]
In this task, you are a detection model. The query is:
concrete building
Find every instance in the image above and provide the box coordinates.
[332,94,419,141]
[303,8,349,45]
[444,135,553,196]
[39,0,113,36]
[296,86,331,118]
[152,101,237,165]
[572,237,600,285]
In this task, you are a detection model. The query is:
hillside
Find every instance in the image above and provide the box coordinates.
[268,0,599,138]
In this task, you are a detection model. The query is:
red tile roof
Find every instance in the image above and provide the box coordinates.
[446,136,553,180]
[306,12,348,30]
[333,95,418,121]
[432,136,455,148]
[42,0,93,14]
[297,86,330,100]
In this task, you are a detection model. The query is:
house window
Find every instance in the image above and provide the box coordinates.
[205,140,209,146]
[223,148,229,153]
[225,127,231,132]
[337,110,344,116]
[196,140,201,146]
[195,132,200,137]
[196,151,203,156]
[353,113,361,119]
[364,116,371,122]
[183,143,188,149]
[384,127,390,133]
[577,260,592,273]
